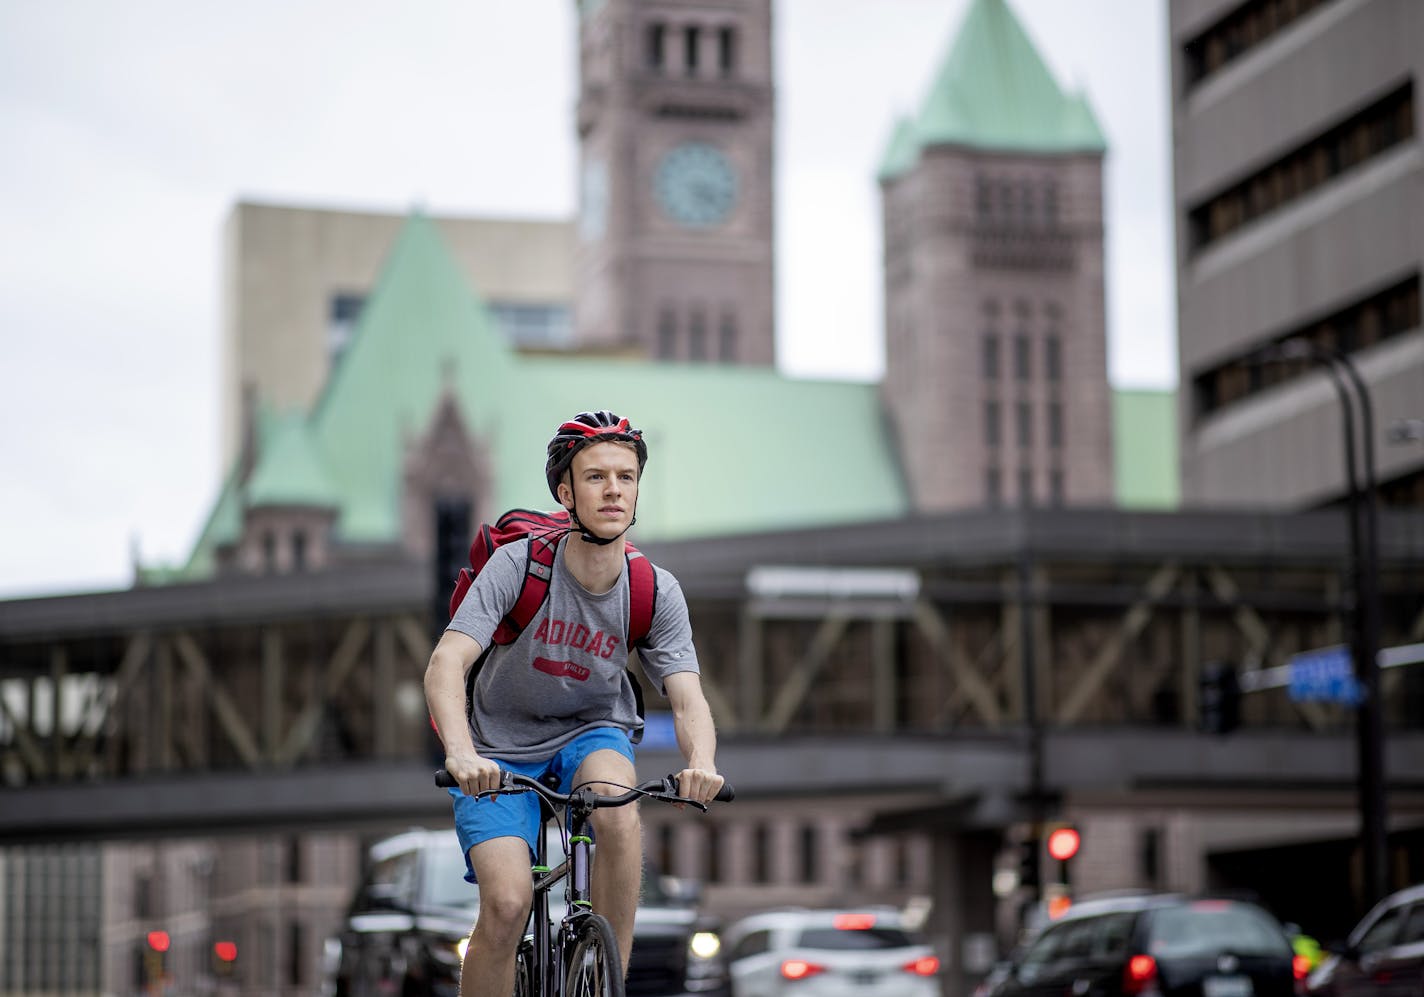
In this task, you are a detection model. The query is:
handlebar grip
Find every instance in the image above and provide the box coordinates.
[435,770,456,788]
[666,774,735,803]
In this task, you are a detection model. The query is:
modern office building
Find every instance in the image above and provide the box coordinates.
[1170,0,1424,508]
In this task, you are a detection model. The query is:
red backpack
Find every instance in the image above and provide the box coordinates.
[446,508,657,738]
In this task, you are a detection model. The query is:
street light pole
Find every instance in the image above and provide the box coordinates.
[1272,340,1388,906]
[1328,352,1388,907]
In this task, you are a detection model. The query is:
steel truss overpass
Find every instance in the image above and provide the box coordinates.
[3,507,1424,839]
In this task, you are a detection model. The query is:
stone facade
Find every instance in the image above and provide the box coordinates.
[880,145,1114,510]
[573,0,776,365]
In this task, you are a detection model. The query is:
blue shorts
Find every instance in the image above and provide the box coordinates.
[447,727,635,883]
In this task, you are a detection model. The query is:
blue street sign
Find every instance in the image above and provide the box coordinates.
[1287,645,1362,705]
[638,711,679,750]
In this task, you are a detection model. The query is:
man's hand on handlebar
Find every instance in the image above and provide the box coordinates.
[673,767,725,807]
[444,750,503,799]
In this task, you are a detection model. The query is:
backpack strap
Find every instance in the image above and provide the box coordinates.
[623,546,658,744]
[491,533,558,646]
[624,546,657,647]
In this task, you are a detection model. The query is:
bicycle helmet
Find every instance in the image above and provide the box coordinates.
[544,410,648,545]
[545,410,648,500]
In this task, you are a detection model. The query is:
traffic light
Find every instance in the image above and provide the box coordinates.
[144,930,169,984]
[1199,662,1241,734]
[1018,838,1041,893]
[1047,826,1080,887]
[213,940,238,976]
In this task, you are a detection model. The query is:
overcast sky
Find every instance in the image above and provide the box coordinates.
[0,0,1175,599]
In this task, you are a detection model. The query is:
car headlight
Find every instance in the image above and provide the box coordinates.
[456,936,471,961]
[689,931,722,960]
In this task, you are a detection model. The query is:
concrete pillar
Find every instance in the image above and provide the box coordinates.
[927,830,1000,997]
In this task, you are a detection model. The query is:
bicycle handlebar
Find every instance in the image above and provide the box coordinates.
[435,768,734,805]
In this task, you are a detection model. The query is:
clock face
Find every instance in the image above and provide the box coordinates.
[654,142,739,227]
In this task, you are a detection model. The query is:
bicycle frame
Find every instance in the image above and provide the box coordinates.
[434,769,733,997]
[527,786,602,997]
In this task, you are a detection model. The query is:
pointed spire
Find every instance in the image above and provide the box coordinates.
[879,0,1106,179]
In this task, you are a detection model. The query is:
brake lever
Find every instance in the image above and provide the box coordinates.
[653,778,709,812]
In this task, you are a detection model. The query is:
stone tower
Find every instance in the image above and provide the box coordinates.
[573,0,775,365]
[879,0,1113,511]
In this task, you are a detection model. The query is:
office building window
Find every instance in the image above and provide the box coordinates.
[489,303,572,349]
[1050,468,1065,506]
[718,26,736,76]
[1189,83,1414,252]
[328,292,365,369]
[798,825,819,884]
[1183,0,1337,88]
[718,312,737,361]
[1193,274,1421,419]
[983,332,1000,379]
[1045,334,1062,382]
[704,824,723,883]
[1043,181,1059,226]
[684,25,700,74]
[986,466,1002,506]
[1048,401,1063,449]
[1017,401,1032,448]
[1019,467,1034,506]
[1014,333,1031,381]
[688,307,706,361]
[646,22,666,70]
[752,824,772,883]
[985,400,1001,447]
[657,308,677,359]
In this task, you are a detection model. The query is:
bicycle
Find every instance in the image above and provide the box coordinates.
[434,767,735,997]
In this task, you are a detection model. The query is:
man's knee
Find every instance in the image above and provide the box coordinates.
[474,880,531,938]
[591,801,641,844]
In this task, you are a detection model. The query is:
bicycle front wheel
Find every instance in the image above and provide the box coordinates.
[514,938,535,997]
[563,914,624,997]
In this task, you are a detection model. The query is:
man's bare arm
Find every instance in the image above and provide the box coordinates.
[663,671,723,804]
[424,630,502,796]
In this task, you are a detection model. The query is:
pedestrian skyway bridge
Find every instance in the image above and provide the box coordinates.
[3,507,1423,843]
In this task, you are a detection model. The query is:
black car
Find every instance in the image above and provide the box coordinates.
[1306,883,1424,997]
[323,827,729,997]
[982,894,1307,997]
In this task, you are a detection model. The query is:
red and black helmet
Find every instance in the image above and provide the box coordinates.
[545,410,648,500]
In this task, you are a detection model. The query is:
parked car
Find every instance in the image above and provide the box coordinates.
[321,827,728,997]
[721,907,940,997]
[1306,882,1424,997]
[979,893,1308,997]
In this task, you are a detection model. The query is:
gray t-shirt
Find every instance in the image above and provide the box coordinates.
[446,536,699,761]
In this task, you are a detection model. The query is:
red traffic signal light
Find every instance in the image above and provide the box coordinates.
[147,930,171,953]
[214,940,238,962]
[1047,827,1080,862]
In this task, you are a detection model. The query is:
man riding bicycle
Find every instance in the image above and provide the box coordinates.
[424,410,725,997]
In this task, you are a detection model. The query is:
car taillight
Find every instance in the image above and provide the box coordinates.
[1293,955,1311,981]
[781,959,825,980]
[904,955,941,976]
[1123,954,1157,995]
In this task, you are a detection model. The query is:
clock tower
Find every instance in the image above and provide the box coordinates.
[574,0,775,366]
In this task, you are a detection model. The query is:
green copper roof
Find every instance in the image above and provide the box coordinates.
[879,0,1106,180]
[246,413,340,509]
[1113,389,1180,510]
[178,214,909,580]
